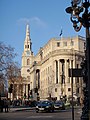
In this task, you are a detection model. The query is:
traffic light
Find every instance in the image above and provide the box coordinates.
[30,90,32,95]
[80,59,87,78]
[9,84,13,93]
[35,88,38,93]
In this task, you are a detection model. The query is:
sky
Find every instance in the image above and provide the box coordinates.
[0,0,86,66]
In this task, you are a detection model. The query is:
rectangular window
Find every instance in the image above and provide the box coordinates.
[68,88,71,91]
[25,45,29,48]
[84,42,86,50]
[77,88,79,93]
[57,42,60,47]
[55,88,57,92]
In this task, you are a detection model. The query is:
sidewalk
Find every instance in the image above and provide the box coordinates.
[9,106,35,112]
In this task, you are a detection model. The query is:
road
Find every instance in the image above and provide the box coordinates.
[0,108,81,120]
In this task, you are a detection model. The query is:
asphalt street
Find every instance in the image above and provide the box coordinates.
[0,107,81,120]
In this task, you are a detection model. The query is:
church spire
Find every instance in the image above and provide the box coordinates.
[26,24,30,40]
[24,24,32,52]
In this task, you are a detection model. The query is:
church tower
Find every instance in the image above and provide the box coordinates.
[21,24,33,77]
[21,24,33,99]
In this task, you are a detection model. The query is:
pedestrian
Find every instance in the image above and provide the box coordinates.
[8,98,11,111]
[0,99,4,112]
[4,99,8,112]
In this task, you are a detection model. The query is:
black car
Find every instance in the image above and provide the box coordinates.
[54,100,65,110]
[36,100,54,113]
[13,100,20,106]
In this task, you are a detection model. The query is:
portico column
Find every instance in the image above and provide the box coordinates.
[23,84,26,97]
[59,60,62,83]
[70,59,72,84]
[54,60,56,83]
[17,84,19,99]
[30,82,32,90]
[58,60,60,83]
[64,59,67,94]
[26,84,28,97]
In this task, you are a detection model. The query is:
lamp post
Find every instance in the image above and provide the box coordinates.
[66,0,90,120]
[71,59,74,120]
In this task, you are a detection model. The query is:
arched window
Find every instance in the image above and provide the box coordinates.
[27,59,30,65]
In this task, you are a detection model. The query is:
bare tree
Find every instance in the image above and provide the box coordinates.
[0,42,24,100]
[7,62,22,99]
[0,42,16,83]
[0,42,18,97]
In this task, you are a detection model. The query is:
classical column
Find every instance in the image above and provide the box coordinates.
[26,84,28,97]
[70,59,72,84]
[60,59,65,97]
[17,84,19,99]
[65,60,67,81]
[67,59,70,83]
[64,59,67,94]
[54,60,56,84]
[59,59,62,83]
[58,60,60,84]
[23,84,26,98]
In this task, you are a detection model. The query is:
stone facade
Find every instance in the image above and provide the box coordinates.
[21,25,85,101]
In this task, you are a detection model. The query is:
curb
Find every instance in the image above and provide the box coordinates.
[10,107,35,112]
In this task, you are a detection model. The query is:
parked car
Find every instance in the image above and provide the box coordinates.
[12,100,20,106]
[65,101,71,108]
[54,100,65,110]
[36,100,54,113]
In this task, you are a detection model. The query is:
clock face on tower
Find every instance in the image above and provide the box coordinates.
[26,51,30,56]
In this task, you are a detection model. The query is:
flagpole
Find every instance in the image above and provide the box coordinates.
[59,28,63,38]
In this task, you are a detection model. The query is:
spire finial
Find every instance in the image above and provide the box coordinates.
[26,24,30,40]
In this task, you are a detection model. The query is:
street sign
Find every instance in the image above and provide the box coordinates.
[68,68,83,77]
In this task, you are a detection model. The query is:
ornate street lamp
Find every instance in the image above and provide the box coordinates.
[66,0,90,120]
